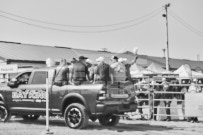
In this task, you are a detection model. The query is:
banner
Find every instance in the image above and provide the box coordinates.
[0,64,18,74]
[185,93,203,117]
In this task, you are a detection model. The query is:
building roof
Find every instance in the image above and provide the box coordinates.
[0,41,202,71]
[0,41,78,62]
[145,55,203,70]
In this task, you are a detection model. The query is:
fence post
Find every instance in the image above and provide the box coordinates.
[152,90,155,120]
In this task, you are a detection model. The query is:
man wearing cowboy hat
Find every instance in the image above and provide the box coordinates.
[94,56,113,85]
[70,56,90,85]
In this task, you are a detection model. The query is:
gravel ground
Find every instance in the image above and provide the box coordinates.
[0,117,203,135]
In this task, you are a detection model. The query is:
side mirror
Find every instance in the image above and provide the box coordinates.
[7,78,19,88]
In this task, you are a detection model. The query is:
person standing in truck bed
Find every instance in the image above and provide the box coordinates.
[94,56,114,85]
[54,58,69,86]
[70,56,90,85]
[86,59,97,82]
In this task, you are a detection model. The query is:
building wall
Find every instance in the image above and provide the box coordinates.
[10,61,46,68]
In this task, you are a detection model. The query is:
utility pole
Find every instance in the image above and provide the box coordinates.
[162,3,170,71]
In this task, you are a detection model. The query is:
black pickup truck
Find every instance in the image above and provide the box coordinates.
[0,67,137,129]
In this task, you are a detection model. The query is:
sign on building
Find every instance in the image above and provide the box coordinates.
[0,64,18,74]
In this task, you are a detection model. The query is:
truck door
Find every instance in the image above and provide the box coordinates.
[22,71,48,112]
[7,71,49,113]
[5,72,32,111]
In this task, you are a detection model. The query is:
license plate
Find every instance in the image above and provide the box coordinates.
[111,94,129,98]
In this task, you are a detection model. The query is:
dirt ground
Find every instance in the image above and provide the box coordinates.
[0,116,203,135]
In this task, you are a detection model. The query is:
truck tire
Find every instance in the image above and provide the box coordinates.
[22,115,40,121]
[0,105,10,122]
[98,114,120,127]
[64,103,89,129]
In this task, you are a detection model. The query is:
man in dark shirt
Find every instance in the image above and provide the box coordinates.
[70,56,90,85]
[54,59,69,86]
[94,56,113,85]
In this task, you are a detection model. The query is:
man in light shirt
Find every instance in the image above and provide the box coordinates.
[187,78,199,123]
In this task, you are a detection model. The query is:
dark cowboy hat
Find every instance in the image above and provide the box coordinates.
[70,58,77,63]
[111,55,118,60]
[79,56,88,60]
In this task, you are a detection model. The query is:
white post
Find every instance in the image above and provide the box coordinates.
[44,58,55,135]
[45,75,54,134]
[46,77,49,132]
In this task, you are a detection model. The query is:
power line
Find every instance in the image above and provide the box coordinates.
[169,10,203,36]
[0,7,162,28]
[0,10,162,33]
[169,9,203,37]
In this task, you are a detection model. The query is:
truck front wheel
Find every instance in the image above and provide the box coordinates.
[98,114,120,127]
[64,103,89,129]
[0,105,10,122]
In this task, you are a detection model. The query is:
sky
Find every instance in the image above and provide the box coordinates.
[0,0,203,61]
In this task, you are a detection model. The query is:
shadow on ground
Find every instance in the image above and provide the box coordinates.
[87,122,173,132]
[8,117,173,133]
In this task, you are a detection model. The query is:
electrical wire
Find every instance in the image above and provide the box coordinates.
[169,9,203,37]
[169,10,203,36]
[0,9,162,33]
[0,8,162,28]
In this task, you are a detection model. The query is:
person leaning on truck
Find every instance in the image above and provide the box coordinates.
[70,56,90,85]
[54,58,69,86]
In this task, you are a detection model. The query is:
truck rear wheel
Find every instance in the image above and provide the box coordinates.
[0,105,10,122]
[98,114,120,127]
[22,115,40,121]
[64,103,89,129]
